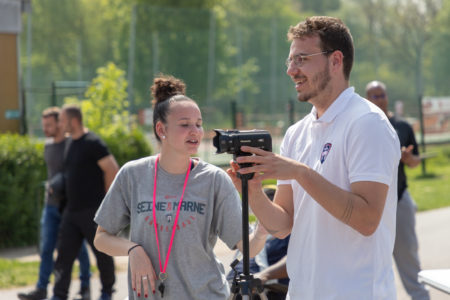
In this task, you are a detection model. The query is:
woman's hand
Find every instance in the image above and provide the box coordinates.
[226,160,264,196]
[129,245,157,298]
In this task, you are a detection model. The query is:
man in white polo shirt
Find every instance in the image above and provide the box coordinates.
[227,16,400,299]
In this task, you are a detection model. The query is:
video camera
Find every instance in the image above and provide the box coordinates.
[213,129,272,180]
[213,129,272,156]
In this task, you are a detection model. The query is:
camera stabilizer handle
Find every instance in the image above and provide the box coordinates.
[230,166,264,300]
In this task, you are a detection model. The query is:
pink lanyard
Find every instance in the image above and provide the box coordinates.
[152,155,192,280]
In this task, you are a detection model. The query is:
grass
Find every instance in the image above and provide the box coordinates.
[405,144,450,211]
[0,259,40,289]
[1,145,449,289]
[0,259,97,289]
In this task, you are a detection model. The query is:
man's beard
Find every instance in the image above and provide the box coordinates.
[297,63,331,103]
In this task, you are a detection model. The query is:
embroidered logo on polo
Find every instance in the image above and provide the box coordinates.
[320,143,332,164]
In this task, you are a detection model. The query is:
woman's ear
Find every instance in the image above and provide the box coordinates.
[155,121,166,140]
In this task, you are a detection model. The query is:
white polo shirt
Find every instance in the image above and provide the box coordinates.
[279,87,400,300]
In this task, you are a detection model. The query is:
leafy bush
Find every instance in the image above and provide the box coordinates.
[0,134,46,248]
[101,127,152,167]
[66,62,152,165]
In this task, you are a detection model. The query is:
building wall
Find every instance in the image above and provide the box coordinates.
[0,33,20,133]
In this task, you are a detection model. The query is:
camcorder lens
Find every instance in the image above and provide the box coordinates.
[212,129,272,156]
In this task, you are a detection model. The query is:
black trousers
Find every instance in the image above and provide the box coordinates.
[53,208,115,300]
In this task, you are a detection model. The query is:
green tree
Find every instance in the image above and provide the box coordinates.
[297,0,340,13]
[77,62,130,134]
[381,0,440,102]
[347,0,441,116]
[428,0,450,95]
[210,0,307,126]
[21,0,132,134]
[66,62,152,166]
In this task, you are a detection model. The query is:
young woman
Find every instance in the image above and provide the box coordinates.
[94,74,267,300]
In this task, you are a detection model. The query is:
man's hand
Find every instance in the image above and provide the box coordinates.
[232,146,303,181]
[400,145,420,168]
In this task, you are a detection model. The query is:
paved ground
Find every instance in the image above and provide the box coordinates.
[2,206,450,300]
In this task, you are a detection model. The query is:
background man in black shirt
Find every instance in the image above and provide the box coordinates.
[18,107,91,300]
[49,104,119,300]
[366,81,429,300]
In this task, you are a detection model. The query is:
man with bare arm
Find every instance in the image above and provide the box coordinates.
[227,16,400,300]
[48,105,119,300]
[18,107,91,300]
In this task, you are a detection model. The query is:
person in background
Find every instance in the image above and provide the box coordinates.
[366,80,430,300]
[227,16,400,299]
[93,74,268,300]
[17,107,91,300]
[48,104,119,300]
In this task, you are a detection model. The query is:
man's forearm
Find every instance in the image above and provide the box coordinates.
[104,170,117,192]
[294,165,388,236]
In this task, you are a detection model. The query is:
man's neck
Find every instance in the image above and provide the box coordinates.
[71,127,88,140]
[314,81,349,118]
[53,131,65,143]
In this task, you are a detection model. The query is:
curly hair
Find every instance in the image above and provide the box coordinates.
[151,74,186,105]
[288,16,354,80]
[150,74,195,142]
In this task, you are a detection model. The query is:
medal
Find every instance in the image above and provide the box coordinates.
[152,155,192,298]
[158,272,167,297]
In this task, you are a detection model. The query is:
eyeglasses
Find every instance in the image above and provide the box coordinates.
[369,93,386,100]
[285,51,332,68]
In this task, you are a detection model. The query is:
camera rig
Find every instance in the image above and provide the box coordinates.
[213,129,272,299]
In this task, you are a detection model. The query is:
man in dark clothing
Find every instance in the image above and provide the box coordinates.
[49,105,119,300]
[18,107,91,300]
[366,81,429,300]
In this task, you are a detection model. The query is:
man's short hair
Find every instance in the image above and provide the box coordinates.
[62,104,83,124]
[42,107,60,120]
[288,16,354,80]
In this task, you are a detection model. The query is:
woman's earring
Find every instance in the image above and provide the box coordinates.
[162,135,166,139]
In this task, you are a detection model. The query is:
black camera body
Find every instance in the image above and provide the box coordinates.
[213,129,272,155]
[213,129,272,179]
